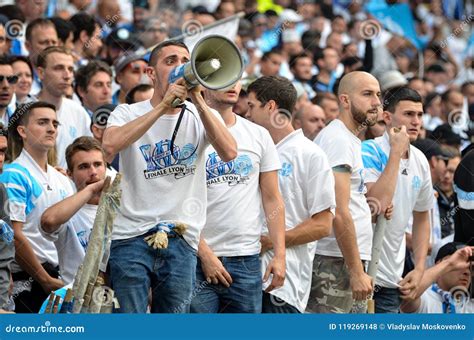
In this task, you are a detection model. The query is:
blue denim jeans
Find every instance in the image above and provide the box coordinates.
[374,286,401,313]
[262,292,300,313]
[190,255,262,313]
[109,233,197,313]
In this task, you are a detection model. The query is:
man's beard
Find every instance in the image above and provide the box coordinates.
[351,102,377,127]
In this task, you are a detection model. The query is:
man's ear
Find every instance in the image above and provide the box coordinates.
[25,40,31,54]
[79,30,89,46]
[37,66,45,81]
[267,99,277,113]
[292,117,302,129]
[145,66,155,83]
[383,110,391,126]
[338,94,349,106]
[17,125,27,139]
[428,156,436,169]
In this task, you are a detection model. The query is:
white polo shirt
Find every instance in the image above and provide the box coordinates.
[203,115,280,256]
[262,129,336,312]
[314,119,373,261]
[0,150,74,272]
[361,132,433,288]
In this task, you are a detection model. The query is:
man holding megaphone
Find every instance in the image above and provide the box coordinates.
[102,40,237,313]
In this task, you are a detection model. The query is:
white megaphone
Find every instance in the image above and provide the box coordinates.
[168,34,244,107]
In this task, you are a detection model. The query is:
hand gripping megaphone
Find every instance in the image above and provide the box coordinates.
[168,35,244,107]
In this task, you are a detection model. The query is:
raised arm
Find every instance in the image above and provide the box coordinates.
[189,88,237,162]
[41,180,105,233]
[102,80,189,162]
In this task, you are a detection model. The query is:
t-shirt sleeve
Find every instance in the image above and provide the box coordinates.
[414,161,434,212]
[260,129,281,172]
[106,104,132,128]
[0,166,42,223]
[40,222,66,242]
[361,140,384,183]
[306,151,336,215]
[318,134,354,170]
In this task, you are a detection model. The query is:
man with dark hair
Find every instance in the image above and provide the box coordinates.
[259,50,283,77]
[461,81,474,105]
[401,243,473,313]
[440,89,464,124]
[25,19,58,66]
[247,76,335,313]
[112,52,149,105]
[290,53,316,100]
[102,40,237,313]
[70,13,103,65]
[308,71,380,313]
[24,18,58,94]
[361,87,434,313]
[312,91,340,123]
[190,80,285,313]
[0,124,13,313]
[75,60,113,116]
[36,46,92,168]
[0,56,18,125]
[125,84,153,104]
[50,17,74,50]
[41,136,108,284]
[311,47,340,93]
[0,101,74,313]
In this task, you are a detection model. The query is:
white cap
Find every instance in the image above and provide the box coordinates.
[280,9,303,23]
[379,70,408,92]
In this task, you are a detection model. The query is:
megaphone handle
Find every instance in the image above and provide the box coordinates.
[171,97,183,108]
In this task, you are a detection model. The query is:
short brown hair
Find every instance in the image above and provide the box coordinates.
[7,101,57,162]
[65,136,105,171]
[36,46,73,68]
[25,18,55,42]
[148,40,188,67]
[75,60,112,94]
[247,76,297,114]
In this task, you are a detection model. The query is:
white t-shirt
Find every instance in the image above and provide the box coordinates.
[0,150,74,272]
[56,97,93,168]
[415,289,474,313]
[261,129,336,312]
[314,119,373,260]
[202,115,280,256]
[361,132,434,288]
[41,204,97,284]
[107,100,218,250]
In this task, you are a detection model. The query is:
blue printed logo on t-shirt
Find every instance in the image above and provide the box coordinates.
[0,219,13,244]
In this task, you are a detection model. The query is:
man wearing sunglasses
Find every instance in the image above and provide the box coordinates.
[112,53,149,105]
[0,56,18,126]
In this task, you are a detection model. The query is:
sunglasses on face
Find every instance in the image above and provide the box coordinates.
[0,75,19,85]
